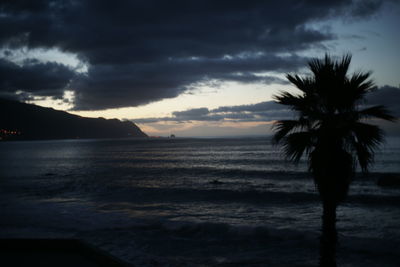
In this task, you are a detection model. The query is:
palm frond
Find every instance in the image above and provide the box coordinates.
[286,74,313,94]
[353,122,383,149]
[308,54,333,77]
[359,105,396,122]
[348,72,375,102]
[352,139,373,172]
[351,122,384,171]
[334,54,351,79]
[272,91,306,111]
[272,119,309,144]
[282,131,314,163]
[349,72,372,87]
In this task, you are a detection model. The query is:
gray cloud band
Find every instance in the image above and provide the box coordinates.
[132,86,400,123]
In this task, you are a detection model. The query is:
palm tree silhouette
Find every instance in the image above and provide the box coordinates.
[272,54,395,267]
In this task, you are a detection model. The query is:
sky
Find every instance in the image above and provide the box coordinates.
[0,0,399,137]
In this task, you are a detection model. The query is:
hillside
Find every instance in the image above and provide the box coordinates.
[0,98,147,140]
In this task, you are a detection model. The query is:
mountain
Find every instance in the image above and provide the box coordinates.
[0,98,148,140]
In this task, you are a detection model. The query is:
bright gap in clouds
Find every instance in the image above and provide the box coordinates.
[68,79,294,137]
[2,47,86,72]
[139,121,276,138]
[70,79,294,120]
[26,90,75,111]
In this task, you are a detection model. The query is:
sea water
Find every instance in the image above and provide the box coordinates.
[0,137,399,266]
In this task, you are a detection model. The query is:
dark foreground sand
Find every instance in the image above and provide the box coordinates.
[0,239,130,267]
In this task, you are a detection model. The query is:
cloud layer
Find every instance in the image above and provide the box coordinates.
[0,58,75,100]
[0,0,389,110]
[133,85,400,124]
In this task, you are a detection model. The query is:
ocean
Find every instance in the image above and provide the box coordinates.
[0,137,399,266]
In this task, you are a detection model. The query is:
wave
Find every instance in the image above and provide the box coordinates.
[3,168,400,206]
[14,179,399,209]
[81,219,400,266]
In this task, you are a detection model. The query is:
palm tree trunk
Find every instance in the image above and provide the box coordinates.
[320,201,337,267]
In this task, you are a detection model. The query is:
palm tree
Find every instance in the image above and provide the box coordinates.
[272,54,395,267]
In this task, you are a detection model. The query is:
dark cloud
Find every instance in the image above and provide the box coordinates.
[349,0,384,18]
[173,108,210,119]
[212,101,284,113]
[3,50,13,57]
[0,0,390,110]
[366,85,400,116]
[71,54,300,110]
[365,86,400,136]
[0,58,75,99]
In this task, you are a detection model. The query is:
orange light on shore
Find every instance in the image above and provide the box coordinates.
[0,129,22,138]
